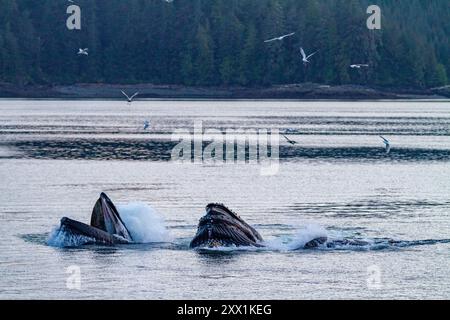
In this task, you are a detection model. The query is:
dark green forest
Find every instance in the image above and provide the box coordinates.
[0,0,448,88]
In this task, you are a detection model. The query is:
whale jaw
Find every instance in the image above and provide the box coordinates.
[58,193,133,245]
[90,192,133,242]
[190,204,264,249]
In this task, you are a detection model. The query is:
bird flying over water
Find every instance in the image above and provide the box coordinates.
[350,64,369,69]
[77,48,88,56]
[264,32,295,43]
[300,47,317,64]
[143,120,150,130]
[121,91,139,103]
[379,135,391,154]
[282,134,297,146]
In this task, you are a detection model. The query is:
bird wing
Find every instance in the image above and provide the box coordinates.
[121,91,130,100]
[130,92,139,99]
[306,51,318,60]
[300,47,306,59]
[280,32,295,39]
[264,37,277,43]
[282,134,293,143]
[379,135,389,144]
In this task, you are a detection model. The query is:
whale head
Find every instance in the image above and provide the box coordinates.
[190,203,264,249]
[90,193,133,242]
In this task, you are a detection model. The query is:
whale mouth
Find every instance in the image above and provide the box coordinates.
[90,193,133,242]
[190,204,265,249]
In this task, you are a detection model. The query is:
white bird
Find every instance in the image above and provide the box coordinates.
[350,64,369,69]
[143,120,150,130]
[379,136,391,154]
[300,47,317,64]
[264,32,295,43]
[282,134,297,146]
[121,91,139,103]
[77,48,88,56]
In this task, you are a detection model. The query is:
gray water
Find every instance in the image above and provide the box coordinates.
[0,100,449,299]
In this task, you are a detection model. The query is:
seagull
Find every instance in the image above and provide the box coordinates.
[143,120,150,130]
[121,91,139,103]
[264,32,295,43]
[300,47,317,64]
[350,64,369,69]
[77,48,88,56]
[379,136,391,154]
[282,134,297,146]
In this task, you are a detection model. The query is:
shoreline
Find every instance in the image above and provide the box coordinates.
[0,82,449,100]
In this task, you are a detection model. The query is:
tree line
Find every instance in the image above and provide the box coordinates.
[0,0,448,88]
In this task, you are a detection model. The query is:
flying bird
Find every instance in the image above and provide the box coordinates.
[379,136,391,154]
[282,134,297,146]
[143,120,150,130]
[77,48,88,56]
[121,91,139,103]
[300,47,317,64]
[350,64,369,69]
[264,32,295,43]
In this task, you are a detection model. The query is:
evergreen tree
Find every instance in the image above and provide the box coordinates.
[0,0,448,88]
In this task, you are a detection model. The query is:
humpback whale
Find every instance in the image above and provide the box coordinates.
[190,203,327,249]
[59,193,133,245]
[56,194,327,249]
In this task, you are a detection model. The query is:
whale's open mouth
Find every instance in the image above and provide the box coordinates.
[55,193,133,245]
[91,193,133,242]
[189,204,265,249]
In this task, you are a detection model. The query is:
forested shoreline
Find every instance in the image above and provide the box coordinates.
[0,0,448,89]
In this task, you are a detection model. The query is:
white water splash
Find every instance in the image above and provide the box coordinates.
[263,224,328,251]
[47,225,95,247]
[118,202,172,243]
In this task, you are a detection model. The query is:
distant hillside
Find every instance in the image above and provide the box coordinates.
[0,0,448,88]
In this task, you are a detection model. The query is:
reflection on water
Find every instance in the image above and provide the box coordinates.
[5,140,450,162]
[1,100,450,299]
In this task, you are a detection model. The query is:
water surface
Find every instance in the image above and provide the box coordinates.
[1,100,449,299]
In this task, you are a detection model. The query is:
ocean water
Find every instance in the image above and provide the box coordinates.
[0,99,449,299]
